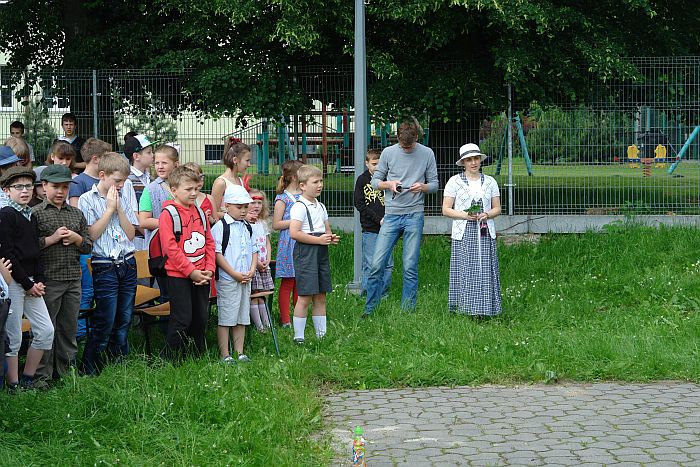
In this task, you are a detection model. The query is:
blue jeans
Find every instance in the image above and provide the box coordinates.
[80,256,137,375]
[364,212,424,314]
[76,254,94,339]
[362,231,393,296]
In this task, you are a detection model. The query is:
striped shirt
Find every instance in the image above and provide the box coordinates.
[78,184,138,259]
[128,166,151,202]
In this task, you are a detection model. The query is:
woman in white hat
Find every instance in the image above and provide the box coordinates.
[442,143,502,316]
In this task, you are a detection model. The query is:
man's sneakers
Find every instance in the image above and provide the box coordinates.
[237,354,251,363]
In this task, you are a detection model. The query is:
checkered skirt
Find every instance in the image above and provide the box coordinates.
[448,222,502,316]
[251,266,274,293]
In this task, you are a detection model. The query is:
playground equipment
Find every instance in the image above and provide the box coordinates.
[627,143,670,169]
[667,126,700,175]
[495,111,533,176]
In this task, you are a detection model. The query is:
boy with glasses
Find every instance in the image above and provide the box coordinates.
[0,166,54,392]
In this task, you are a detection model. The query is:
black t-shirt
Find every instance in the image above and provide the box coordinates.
[353,169,386,233]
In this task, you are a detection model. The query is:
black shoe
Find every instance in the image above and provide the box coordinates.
[19,375,35,391]
[7,382,19,395]
[293,337,305,345]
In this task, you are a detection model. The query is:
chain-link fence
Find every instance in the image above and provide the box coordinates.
[1,57,699,216]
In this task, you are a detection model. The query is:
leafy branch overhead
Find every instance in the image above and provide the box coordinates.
[0,0,698,122]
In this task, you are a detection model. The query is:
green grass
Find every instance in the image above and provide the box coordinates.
[2,225,699,464]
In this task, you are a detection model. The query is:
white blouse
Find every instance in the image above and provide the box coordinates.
[443,173,501,240]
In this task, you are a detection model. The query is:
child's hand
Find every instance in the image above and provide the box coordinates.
[189,270,209,285]
[261,258,270,268]
[27,283,45,297]
[62,229,82,246]
[256,260,265,271]
[318,233,333,245]
[205,209,216,225]
[106,186,119,212]
[48,226,67,245]
[331,234,340,244]
[201,270,213,281]
[0,258,11,274]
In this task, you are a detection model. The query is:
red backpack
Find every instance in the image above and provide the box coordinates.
[148,204,208,277]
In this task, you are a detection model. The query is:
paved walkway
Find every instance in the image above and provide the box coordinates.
[325,382,700,466]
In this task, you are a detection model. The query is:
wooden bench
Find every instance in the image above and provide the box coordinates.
[132,250,170,354]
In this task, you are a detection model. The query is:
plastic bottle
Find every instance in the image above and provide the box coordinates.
[352,426,366,466]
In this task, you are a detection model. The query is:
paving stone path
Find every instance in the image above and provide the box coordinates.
[325,382,700,466]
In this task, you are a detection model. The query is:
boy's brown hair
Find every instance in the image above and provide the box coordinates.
[365,148,381,161]
[97,152,130,176]
[81,137,112,162]
[168,166,199,188]
[297,164,323,184]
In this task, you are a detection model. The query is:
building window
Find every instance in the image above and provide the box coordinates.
[43,77,70,111]
[0,84,11,110]
[205,144,224,164]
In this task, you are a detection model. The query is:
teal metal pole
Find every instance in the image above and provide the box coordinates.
[495,124,508,176]
[262,120,270,175]
[667,126,700,175]
[514,112,533,176]
[256,134,263,174]
[380,122,388,147]
[277,122,285,167]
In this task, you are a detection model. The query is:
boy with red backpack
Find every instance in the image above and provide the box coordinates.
[154,166,215,359]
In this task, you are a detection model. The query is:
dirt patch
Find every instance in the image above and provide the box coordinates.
[499,234,541,246]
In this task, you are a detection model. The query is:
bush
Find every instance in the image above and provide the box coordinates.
[480,103,633,164]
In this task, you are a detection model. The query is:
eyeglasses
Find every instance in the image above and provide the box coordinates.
[9,184,33,191]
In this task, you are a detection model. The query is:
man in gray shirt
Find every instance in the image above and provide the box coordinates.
[363,119,438,315]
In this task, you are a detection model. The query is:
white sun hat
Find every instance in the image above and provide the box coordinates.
[456,143,487,166]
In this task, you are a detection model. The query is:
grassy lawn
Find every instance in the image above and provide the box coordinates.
[3,225,698,464]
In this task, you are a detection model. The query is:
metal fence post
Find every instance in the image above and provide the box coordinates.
[507,83,514,216]
[92,70,99,138]
[349,0,366,294]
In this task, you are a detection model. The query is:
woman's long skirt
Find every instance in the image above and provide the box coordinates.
[448,223,502,316]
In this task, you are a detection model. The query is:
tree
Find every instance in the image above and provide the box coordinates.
[1,0,698,124]
[15,96,57,163]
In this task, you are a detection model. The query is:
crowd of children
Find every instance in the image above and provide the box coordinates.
[0,123,344,392]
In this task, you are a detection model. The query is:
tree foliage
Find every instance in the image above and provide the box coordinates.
[1,0,698,124]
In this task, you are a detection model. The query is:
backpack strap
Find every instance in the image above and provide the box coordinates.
[221,219,252,256]
[242,219,253,237]
[162,205,182,242]
[194,204,207,232]
[221,220,231,255]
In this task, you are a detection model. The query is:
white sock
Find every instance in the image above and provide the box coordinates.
[293,317,306,340]
[312,315,327,338]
